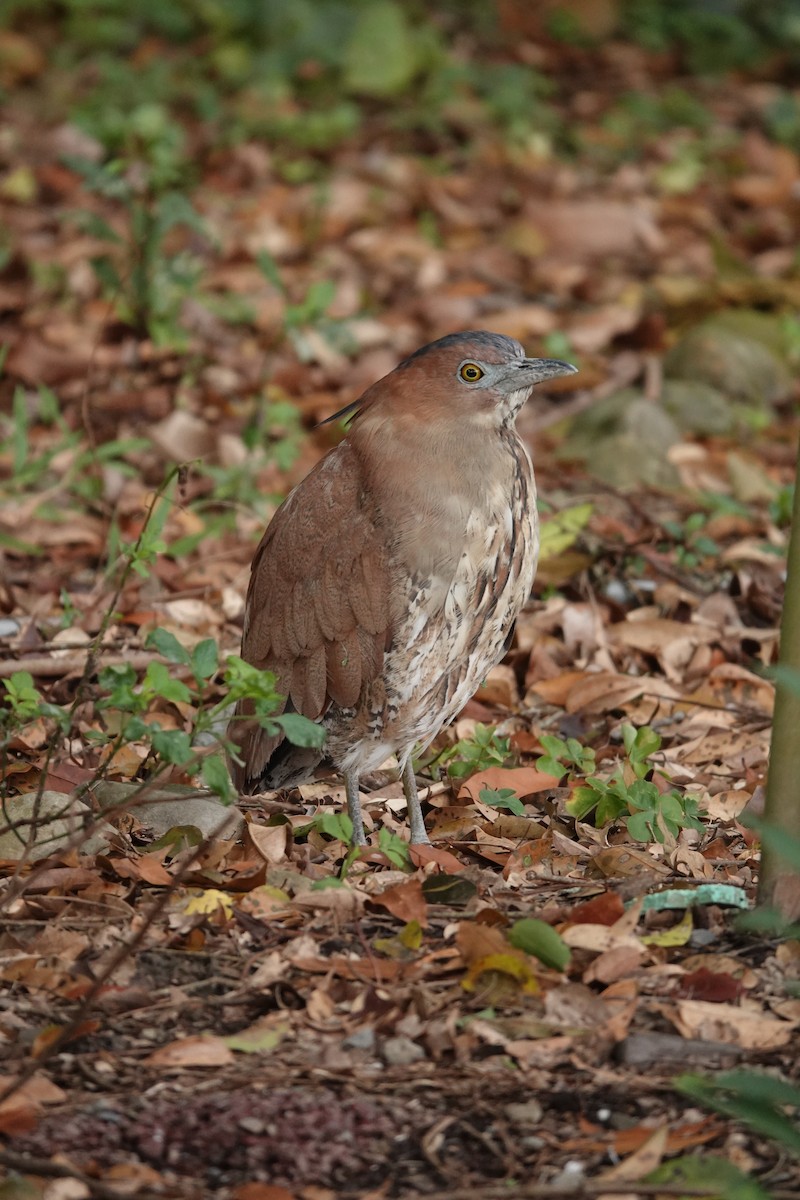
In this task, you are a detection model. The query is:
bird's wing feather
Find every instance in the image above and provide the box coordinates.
[229,442,391,791]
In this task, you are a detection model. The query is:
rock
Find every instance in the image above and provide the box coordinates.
[343,1026,376,1051]
[665,322,794,407]
[505,1099,544,1125]
[559,389,681,489]
[0,791,111,861]
[727,451,779,503]
[381,1035,426,1066]
[660,380,735,436]
[615,1031,743,1066]
[711,308,794,361]
[149,410,215,462]
[90,782,244,840]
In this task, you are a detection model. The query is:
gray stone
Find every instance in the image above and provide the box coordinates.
[711,308,794,361]
[90,781,244,840]
[343,1026,377,1051]
[505,1099,544,1125]
[665,323,793,407]
[558,389,682,489]
[381,1035,426,1066]
[661,379,735,435]
[0,791,110,861]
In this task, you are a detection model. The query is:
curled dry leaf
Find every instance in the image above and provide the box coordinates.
[459,765,560,803]
[665,999,797,1050]
[144,1035,236,1068]
[369,877,428,926]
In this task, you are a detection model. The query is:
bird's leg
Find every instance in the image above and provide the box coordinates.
[401,756,431,845]
[344,770,367,845]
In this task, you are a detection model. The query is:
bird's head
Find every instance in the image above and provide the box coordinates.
[363,331,577,430]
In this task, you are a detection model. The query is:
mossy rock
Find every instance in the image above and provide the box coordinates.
[664,322,793,407]
[590,433,681,490]
[660,379,735,435]
[557,388,642,458]
[710,308,793,361]
[558,390,681,490]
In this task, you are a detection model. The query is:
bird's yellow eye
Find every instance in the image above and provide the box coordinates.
[459,362,484,382]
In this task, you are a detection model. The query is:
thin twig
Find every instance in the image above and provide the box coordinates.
[0,651,174,677]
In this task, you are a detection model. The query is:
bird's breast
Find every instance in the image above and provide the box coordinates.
[388,433,538,647]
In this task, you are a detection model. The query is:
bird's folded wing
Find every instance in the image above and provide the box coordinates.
[242,442,391,718]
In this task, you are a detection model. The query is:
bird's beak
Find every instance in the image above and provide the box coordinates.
[517,357,579,383]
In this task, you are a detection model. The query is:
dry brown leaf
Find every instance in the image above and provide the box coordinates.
[561,923,646,957]
[144,1035,235,1068]
[459,766,560,802]
[370,878,428,926]
[408,843,464,872]
[0,1074,65,1106]
[584,944,646,986]
[529,670,591,706]
[597,1124,668,1185]
[136,853,173,886]
[455,921,508,966]
[565,672,680,714]
[592,845,670,879]
[474,664,519,708]
[248,822,289,865]
[233,1186,297,1200]
[664,999,797,1049]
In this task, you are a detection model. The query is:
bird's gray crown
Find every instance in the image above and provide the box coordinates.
[398,330,524,368]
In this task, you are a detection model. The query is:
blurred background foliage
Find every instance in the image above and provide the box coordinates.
[3,0,800,165]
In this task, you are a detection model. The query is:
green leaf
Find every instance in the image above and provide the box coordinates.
[146,628,191,665]
[256,249,285,294]
[646,1153,769,1198]
[676,1071,800,1158]
[150,727,193,765]
[150,824,203,852]
[275,712,326,748]
[538,502,594,561]
[421,874,477,906]
[623,722,661,762]
[539,734,567,757]
[3,671,42,720]
[507,918,571,971]
[595,788,628,827]
[316,812,353,843]
[536,755,567,780]
[479,787,525,816]
[202,753,235,803]
[143,661,192,704]
[156,190,206,236]
[90,254,122,295]
[343,0,418,96]
[97,662,141,711]
[566,784,603,820]
[627,810,659,843]
[377,826,411,867]
[191,638,218,681]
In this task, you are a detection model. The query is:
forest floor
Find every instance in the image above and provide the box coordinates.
[1,10,799,1199]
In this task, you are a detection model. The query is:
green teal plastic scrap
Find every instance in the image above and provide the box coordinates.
[630,885,750,912]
